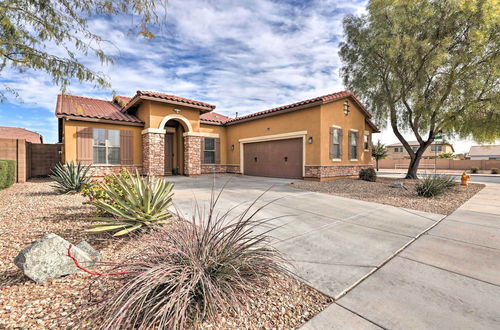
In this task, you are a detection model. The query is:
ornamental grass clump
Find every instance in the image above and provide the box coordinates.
[415,174,456,197]
[50,161,90,193]
[87,170,174,236]
[94,189,287,329]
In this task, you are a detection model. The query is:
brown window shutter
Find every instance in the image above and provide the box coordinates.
[329,127,334,159]
[200,138,205,164]
[76,127,93,164]
[215,138,221,164]
[120,130,133,165]
[348,131,352,160]
[339,128,343,158]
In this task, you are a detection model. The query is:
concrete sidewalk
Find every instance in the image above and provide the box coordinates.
[302,184,500,329]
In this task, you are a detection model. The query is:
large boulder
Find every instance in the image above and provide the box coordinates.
[14,233,101,283]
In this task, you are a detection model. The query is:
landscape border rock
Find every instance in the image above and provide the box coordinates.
[14,233,100,283]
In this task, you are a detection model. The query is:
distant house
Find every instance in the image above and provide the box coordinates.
[468,145,500,160]
[386,141,454,160]
[0,126,43,144]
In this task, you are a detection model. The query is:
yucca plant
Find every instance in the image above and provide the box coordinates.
[92,187,287,329]
[50,161,91,193]
[87,170,174,236]
[415,174,456,197]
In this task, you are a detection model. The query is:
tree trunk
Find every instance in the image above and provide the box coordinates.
[406,154,423,179]
[376,159,379,171]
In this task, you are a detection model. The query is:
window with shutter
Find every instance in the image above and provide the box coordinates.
[203,137,216,164]
[350,131,358,160]
[120,130,133,165]
[76,127,93,164]
[92,128,121,164]
[330,127,342,160]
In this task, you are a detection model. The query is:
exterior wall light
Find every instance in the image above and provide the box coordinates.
[174,108,181,114]
[343,101,350,116]
[231,144,235,150]
[308,136,313,144]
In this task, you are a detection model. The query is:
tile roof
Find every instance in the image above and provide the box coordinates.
[0,126,43,143]
[55,94,143,124]
[123,90,216,112]
[225,90,372,125]
[200,112,232,124]
[113,95,132,108]
[469,145,500,156]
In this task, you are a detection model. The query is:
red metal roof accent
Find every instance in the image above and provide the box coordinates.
[200,112,232,124]
[55,94,143,124]
[0,126,43,143]
[124,90,216,111]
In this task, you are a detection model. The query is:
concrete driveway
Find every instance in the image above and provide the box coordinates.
[168,174,444,298]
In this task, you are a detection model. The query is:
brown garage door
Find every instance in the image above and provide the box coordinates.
[243,138,303,179]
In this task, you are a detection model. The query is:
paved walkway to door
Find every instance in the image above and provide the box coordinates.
[168,174,445,300]
[302,183,500,330]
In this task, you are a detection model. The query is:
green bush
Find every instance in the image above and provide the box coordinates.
[87,169,174,236]
[359,168,377,182]
[0,160,16,189]
[50,161,91,193]
[491,168,499,174]
[470,167,479,173]
[415,174,456,197]
[82,169,132,216]
[94,189,286,329]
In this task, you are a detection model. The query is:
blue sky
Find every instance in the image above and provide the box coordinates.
[0,0,484,152]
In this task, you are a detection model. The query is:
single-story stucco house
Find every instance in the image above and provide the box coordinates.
[468,145,500,160]
[55,90,378,180]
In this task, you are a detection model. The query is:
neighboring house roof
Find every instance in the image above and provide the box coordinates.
[55,94,143,125]
[123,90,216,112]
[468,145,500,157]
[200,112,232,124]
[0,126,43,143]
[223,90,379,132]
[388,141,454,152]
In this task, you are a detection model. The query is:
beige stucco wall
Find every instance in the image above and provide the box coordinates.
[63,120,143,164]
[320,99,373,165]
[136,100,202,132]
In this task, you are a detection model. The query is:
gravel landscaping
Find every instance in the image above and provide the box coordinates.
[0,179,331,329]
[291,177,485,215]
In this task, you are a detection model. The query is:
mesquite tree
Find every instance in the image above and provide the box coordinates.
[372,140,388,171]
[340,0,499,179]
[0,0,166,101]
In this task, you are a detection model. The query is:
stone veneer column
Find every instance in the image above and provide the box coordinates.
[142,132,165,176]
[184,135,202,176]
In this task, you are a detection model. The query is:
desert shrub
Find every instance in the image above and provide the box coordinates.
[87,170,174,236]
[93,190,286,330]
[0,160,16,189]
[415,174,456,197]
[50,161,90,193]
[82,169,132,216]
[491,168,499,174]
[470,167,479,173]
[359,167,377,182]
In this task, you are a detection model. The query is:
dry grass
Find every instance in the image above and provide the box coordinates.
[0,179,331,329]
[291,177,484,215]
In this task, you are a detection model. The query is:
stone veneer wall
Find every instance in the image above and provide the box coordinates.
[304,164,372,179]
[226,165,241,174]
[89,165,143,177]
[200,164,241,174]
[142,133,165,176]
[184,135,201,176]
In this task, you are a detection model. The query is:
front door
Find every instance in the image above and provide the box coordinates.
[164,133,173,175]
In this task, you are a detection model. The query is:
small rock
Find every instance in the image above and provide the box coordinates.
[389,182,405,188]
[14,233,99,283]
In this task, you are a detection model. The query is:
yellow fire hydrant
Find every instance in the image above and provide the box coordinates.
[461,171,470,186]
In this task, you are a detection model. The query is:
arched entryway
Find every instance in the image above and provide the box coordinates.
[163,119,185,175]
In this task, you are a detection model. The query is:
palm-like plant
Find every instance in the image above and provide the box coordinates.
[372,140,388,171]
[87,170,174,236]
[50,161,91,193]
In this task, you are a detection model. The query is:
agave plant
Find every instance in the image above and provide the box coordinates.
[415,174,456,197]
[50,161,91,193]
[87,170,174,236]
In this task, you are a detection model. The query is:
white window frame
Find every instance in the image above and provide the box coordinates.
[92,128,121,165]
[431,145,442,152]
[394,147,403,152]
[349,129,359,161]
[331,125,342,161]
